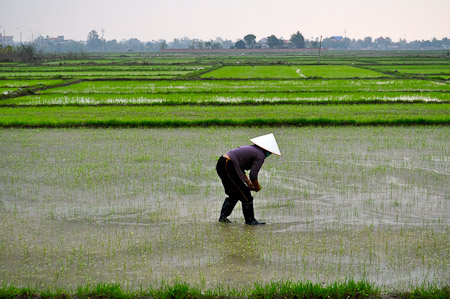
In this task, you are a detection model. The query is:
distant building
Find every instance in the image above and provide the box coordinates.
[49,36,65,42]
[330,36,343,42]
[0,33,14,46]
[35,35,70,48]
[36,35,66,44]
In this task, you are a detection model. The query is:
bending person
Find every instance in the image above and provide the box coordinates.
[216,133,281,225]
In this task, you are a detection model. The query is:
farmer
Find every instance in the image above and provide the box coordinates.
[216,133,281,225]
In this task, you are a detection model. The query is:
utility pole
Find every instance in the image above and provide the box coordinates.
[28,29,34,43]
[318,36,322,64]
[0,26,5,40]
[16,27,22,43]
[0,26,6,46]
[101,28,105,51]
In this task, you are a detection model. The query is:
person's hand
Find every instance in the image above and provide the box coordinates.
[251,180,261,192]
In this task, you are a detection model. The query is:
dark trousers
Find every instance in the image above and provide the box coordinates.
[216,156,253,205]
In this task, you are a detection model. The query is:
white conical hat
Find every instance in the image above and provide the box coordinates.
[250,133,281,156]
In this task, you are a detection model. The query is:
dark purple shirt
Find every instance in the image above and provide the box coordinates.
[227,145,266,184]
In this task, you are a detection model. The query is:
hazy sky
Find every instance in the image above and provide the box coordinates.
[1,0,449,43]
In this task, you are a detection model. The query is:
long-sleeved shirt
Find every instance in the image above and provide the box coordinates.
[226,145,266,184]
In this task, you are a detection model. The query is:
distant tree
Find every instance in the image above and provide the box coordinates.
[267,35,282,49]
[221,39,234,49]
[106,39,119,51]
[375,37,391,48]
[244,34,256,48]
[124,38,144,51]
[290,31,305,48]
[363,37,372,48]
[16,44,36,62]
[211,42,222,49]
[188,39,200,49]
[87,30,100,41]
[143,41,155,51]
[159,40,167,50]
[205,41,212,49]
[309,40,319,48]
[341,37,351,49]
[0,45,14,61]
[87,30,103,51]
[235,40,246,49]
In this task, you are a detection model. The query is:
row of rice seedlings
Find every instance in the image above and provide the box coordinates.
[356,57,449,64]
[1,104,449,128]
[36,79,450,95]
[0,87,11,94]
[0,72,192,80]
[0,80,69,96]
[367,65,450,75]
[0,280,381,298]
[293,65,388,78]
[3,280,450,298]
[4,91,449,106]
[40,57,205,66]
[0,71,191,76]
[0,65,206,72]
[0,79,66,88]
[0,127,448,289]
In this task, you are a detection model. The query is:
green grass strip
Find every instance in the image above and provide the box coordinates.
[2,118,450,128]
[0,281,449,298]
[0,104,449,128]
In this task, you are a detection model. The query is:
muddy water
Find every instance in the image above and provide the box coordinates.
[0,127,449,290]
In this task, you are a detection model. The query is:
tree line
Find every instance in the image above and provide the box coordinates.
[0,44,37,62]
[1,30,449,57]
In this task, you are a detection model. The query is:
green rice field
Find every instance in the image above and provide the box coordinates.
[202,64,397,79]
[0,51,449,296]
[202,66,301,78]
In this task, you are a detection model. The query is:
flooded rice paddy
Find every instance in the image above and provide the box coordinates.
[0,127,449,290]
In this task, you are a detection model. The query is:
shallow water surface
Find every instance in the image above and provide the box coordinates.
[0,127,449,290]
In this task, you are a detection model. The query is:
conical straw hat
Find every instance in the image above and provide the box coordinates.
[250,133,281,156]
